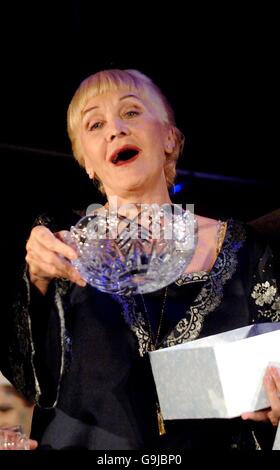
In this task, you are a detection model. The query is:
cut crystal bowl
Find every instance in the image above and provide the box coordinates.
[66,203,197,294]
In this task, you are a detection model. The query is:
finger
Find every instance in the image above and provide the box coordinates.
[263,368,280,426]
[55,230,70,241]
[267,409,280,427]
[27,251,86,286]
[270,366,280,393]
[241,410,269,422]
[55,230,78,255]
[264,368,280,411]
[28,226,77,261]
[28,260,87,287]
[27,236,78,277]
[28,439,38,450]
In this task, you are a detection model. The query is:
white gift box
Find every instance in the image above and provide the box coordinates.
[149,322,280,419]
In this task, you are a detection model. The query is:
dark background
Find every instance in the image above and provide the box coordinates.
[1,3,279,284]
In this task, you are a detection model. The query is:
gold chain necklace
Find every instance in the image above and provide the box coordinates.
[140,287,168,436]
[140,286,168,351]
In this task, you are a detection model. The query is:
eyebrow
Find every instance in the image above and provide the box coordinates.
[119,94,142,102]
[82,94,143,116]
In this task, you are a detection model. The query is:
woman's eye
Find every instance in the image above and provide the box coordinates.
[88,121,103,131]
[124,110,140,118]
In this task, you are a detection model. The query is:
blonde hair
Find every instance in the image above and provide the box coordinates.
[67,69,184,193]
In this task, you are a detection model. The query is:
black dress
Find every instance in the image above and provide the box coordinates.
[3,213,280,449]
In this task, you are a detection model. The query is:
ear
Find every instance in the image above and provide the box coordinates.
[164,127,176,154]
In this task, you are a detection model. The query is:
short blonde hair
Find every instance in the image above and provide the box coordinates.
[67,69,184,193]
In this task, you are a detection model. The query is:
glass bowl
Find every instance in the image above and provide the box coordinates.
[66,203,197,295]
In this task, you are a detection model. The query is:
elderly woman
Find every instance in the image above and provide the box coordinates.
[3,69,280,450]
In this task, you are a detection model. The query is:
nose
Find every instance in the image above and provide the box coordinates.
[105,118,130,142]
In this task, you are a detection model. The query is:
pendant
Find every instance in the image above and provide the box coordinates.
[156,403,166,436]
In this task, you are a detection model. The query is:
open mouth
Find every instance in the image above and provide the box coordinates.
[111,146,140,166]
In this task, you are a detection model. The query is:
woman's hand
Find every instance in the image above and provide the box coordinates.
[241,366,280,426]
[28,439,38,450]
[26,225,86,295]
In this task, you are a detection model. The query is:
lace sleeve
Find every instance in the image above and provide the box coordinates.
[7,212,75,406]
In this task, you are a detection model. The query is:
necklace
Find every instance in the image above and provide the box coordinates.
[140,287,168,436]
[140,286,168,351]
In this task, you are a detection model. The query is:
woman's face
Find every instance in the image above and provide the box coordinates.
[79,89,174,199]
